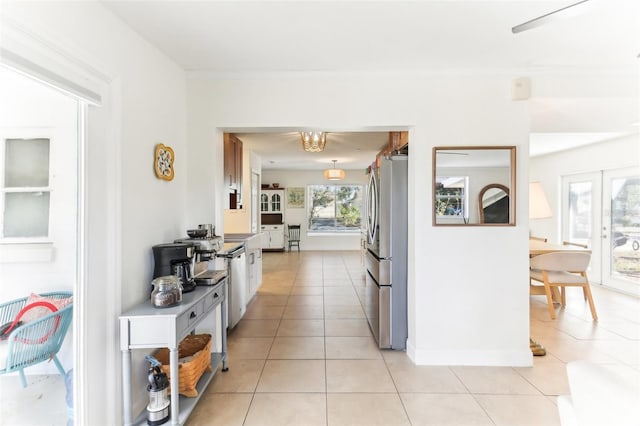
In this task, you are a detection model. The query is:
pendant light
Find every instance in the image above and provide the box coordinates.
[300,131,327,152]
[324,160,345,181]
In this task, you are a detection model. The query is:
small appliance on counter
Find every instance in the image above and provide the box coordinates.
[152,243,197,293]
[174,225,222,263]
[174,224,226,287]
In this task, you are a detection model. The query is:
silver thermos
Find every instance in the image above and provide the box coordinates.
[145,355,170,426]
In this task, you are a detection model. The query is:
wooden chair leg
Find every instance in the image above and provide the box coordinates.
[561,287,566,306]
[583,284,598,321]
[544,281,556,320]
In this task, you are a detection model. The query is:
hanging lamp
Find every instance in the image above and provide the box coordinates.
[324,160,345,181]
[300,131,327,152]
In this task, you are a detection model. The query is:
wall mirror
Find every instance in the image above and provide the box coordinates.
[432,146,516,226]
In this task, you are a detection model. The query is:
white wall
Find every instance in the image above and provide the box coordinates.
[187,72,532,367]
[261,169,367,251]
[2,2,189,423]
[0,67,77,372]
[529,134,640,242]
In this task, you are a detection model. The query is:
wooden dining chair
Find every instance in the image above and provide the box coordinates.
[529,236,549,295]
[530,236,548,242]
[562,241,588,249]
[287,224,301,252]
[562,241,590,300]
[530,252,597,320]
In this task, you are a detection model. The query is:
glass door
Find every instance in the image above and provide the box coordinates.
[562,172,602,282]
[602,168,640,295]
[562,168,640,296]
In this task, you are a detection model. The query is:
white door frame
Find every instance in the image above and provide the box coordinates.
[602,167,640,296]
[1,17,122,425]
[561,171,603,284]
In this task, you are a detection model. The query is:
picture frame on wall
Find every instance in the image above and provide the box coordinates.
[287,187,305,208]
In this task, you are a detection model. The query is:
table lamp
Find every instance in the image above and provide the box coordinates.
[529,181,552,220]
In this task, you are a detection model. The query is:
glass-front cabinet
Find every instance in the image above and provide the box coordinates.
[261,189,284,213]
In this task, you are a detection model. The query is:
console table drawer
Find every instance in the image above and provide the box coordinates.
[204,281,226,311]
[176,300,204,336]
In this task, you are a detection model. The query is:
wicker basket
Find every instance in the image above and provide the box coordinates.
[154,333,212,397]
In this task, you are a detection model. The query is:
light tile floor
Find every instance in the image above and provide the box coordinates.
[185,250,640,426]
[1,250,638,425]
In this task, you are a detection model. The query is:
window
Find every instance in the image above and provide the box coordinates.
[308,184,363,233]
[435,176,469,219]
[1,137,51,238]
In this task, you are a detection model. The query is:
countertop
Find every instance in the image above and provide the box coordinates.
[224,233,258,241]
[218,241,245,255]
[224,233,262,250]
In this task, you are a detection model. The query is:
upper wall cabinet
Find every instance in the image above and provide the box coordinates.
[432,146,516,226]
[224,134,243,208]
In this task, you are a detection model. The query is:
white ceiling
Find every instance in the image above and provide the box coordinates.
[102,0,640,169]
[236,131,390,171]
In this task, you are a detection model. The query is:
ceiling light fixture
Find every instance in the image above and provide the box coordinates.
[300,131,327,152]
[512,0,592,34]
[324,160,345,181]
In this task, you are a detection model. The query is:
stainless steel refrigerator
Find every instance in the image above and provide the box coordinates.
[365,154,408,349]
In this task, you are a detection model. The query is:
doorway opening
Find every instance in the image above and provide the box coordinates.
[0,66,80,424]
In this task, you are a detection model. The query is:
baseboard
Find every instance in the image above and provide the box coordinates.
[406,340,533,366]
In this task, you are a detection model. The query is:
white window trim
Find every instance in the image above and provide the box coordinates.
[307,183,364,234]
[0,129,55,245]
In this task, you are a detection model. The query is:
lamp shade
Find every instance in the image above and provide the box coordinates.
[324,168,345,180]
[324,160,345,180]
[529,182,552,219]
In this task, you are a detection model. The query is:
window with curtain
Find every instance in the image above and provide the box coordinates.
[307,184,363,233]
[1,137,51,238]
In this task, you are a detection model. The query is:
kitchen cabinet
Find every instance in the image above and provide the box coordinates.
[260,189,284,213]
[261,224,285,250]
[119,282,227,426]
[247,247,262,301]
[224,134,243,208]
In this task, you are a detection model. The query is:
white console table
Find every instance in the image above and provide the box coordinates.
[119,281,228,425]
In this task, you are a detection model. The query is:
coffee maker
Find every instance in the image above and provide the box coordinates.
[152,243,197,293]
[174,224,223,283]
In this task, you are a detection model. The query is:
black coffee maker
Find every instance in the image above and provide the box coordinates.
[152,243,197,293]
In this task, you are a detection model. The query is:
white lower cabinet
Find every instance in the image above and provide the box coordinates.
[247,248,262,301]
[261,225,284,250]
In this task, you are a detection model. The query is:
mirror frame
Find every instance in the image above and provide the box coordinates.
[432,146,517,227]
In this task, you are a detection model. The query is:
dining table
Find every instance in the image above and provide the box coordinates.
[529,239,592,256]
